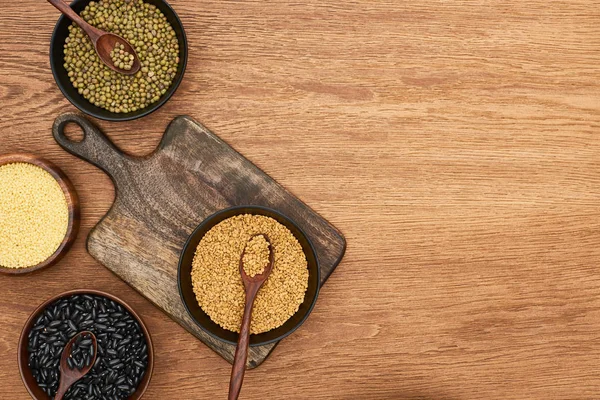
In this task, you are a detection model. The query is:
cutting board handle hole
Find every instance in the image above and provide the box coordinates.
[63,122,85,143]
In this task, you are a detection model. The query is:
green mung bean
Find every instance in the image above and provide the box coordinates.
[110,42,134,71]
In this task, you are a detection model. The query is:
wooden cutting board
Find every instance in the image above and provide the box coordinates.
[52,113,346,368]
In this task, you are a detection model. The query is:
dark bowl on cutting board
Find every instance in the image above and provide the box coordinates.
[49,0,188,122]
[178,205,321,347]
[18,289,154,400]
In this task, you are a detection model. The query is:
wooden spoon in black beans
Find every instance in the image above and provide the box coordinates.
[46,0,141,75]
[55,331,98,400]
[228,234,275,400]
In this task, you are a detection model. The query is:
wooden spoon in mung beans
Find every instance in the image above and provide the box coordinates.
[46,0,141,75]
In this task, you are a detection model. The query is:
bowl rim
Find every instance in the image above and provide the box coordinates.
[0,153,80,275]
[18,289,154,400]
[178,205,321,347]
[49,0,188,122]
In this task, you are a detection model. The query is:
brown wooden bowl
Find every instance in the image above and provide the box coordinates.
[0,153,80,275]
[18,289,154,400]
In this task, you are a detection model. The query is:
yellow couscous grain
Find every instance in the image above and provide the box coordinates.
[191,214,309,334]
[0,163,69,269]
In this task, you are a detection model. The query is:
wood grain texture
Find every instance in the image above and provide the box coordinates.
[1,0,599,398]
[51,112,345,368]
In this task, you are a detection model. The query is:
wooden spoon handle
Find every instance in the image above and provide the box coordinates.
[54,381,69,400]
[46,0,103,43]
[228,285,260,400]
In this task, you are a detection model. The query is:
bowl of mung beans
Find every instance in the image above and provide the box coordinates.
[178,205,321,347]
[50,0,188,121]
[0,153,80,275]
[18,289,154,400]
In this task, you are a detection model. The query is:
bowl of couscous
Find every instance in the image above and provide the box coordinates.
[0,154,79,275]
[178,205,320,347]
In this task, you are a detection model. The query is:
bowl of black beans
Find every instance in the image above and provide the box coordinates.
[18,289,154,400]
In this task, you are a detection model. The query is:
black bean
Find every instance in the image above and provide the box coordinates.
[67,320,77,331]
[44,357,55,368]
[108,358,122,367]
[39,354,48,365]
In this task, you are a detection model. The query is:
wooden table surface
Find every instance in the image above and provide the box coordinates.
[1,0,599,398]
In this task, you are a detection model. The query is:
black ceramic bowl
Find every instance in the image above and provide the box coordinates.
[50,0,188,121]
[178,206,321,347]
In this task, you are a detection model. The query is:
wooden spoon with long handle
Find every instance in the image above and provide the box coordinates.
[228,234,275,400]
[46,0,141,75]
[54,331,98,400]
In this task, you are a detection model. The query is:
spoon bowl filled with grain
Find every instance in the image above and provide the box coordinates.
[0,154,79,275]
[178,206,321,347]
